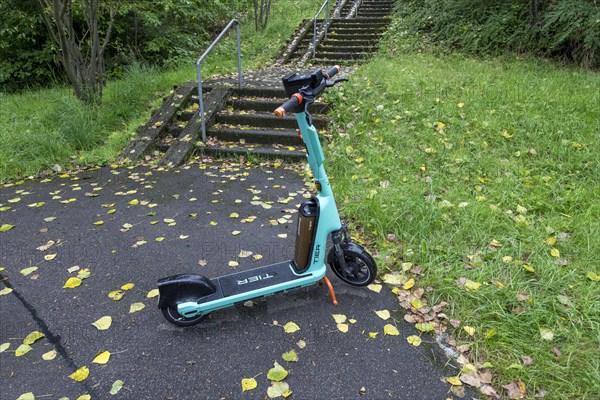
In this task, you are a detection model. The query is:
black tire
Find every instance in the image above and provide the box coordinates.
[161,306,207,327]
[327,242,377,286]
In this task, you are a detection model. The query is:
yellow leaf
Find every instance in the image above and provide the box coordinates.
[229,212,239,218]
[108,290,124,300]
[493,280,505,289]
[331,314,347,324]
[210,221,217,226]
[129,302,145,313]
[228,261,239,267]
[76,394,91,400]
[407,335,422,346]
[282,349,299,362]
[129,199,139,205]
[382,274,406,285]
[93,351,111,364]
[0,224,14,232]
[241,377,258,392]
[447,376,462,386]
[232,230,241,236]
[267,381,292,399]
[147,289,159,298]
[375,310,391,320]
[550,248,560,258]
[155,237,165,242]
[121,283,134,290]
[544,236,557,246]
[540,326,554,341]
[42,349,57,360]
[15,344,33,356]
[383,324,400,336]
[337,323,349,333]
[43,253,57,261]
[63,277,82,289]
[238,250,253,258]
[416,322,435,332]
[267,362,288,381]
[92,316,112,330]
[23,331,45,345]
[368,332,378,339]
[253,254,263,261]
[16,393,35,400]
[464,279,481,291]
[0,342,10,353]
[93,220,104,226]
[349,319,357,324]
[110,380,124,395]
[403,278,415,290]
[411,298,427,309]
[463,326,476,336]
[283,321,300,333]
[69,366,90,381]
[0,287,13,295]
[277,233,288,239]
[20,266,38,276]
[367,283,382,293]
[586,271,600,282]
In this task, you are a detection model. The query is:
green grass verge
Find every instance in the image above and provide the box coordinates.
[325,47,600,398]
[0,0,322,181]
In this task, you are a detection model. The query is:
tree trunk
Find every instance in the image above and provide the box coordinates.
[36,0,118,104]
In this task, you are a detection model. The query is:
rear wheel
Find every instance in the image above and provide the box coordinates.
[328,242,377,286]
[161,306,206,327]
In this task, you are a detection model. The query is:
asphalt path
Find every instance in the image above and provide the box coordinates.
[0,158,470,399]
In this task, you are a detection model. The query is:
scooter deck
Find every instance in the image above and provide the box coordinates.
[201,260,309,304]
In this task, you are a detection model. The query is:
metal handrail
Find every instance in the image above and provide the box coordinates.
[312,0,330,57]
[354,0,363,17]
[196,19,242,142]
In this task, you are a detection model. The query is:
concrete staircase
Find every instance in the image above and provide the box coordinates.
[117,1,395,165]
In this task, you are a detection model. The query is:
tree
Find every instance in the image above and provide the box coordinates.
[254,0,272,31]
[36,0,120,104]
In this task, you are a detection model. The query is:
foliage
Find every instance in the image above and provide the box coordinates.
[396,0,600,68]
[324,50,600,398]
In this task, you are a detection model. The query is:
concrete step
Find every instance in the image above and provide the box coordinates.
[358,12,392,17]
[200,142,306,161]
[319,44,378,53]
[331,19,389,26]
[327,32,383,40]
[215,112,330,130]
[316,51,372,60]
[232,87,287,98]
[313,58,366,65]
[226,98,330,114]
[207,127,301,145]
[323,38,382,47]
[330,27,387,35]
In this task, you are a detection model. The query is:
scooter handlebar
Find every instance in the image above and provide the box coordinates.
[274,93,303,117]
[324,65,341,80]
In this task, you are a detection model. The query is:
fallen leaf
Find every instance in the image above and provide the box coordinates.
[550,248,560,258]
[121,283,134,290]
[382,274,406,285]
[23,331,44,345]
[229,212,239,218]
[129,302,145,313]
[147,289,159,298]
[63,277,82,289]
[36,240,56,251]
[93,351,111,364]
[15,344,32,356]
[331,314,347,324]
[16,393,35,400]
[282,349,299,362]
[241,377,258,392]
[108,290,124,300]
[267,381,292,398]
[464,279,481,291]
[0,287,13,295]
[283,321,300,333]
[110,380,124,395]
[92,316,112,330]
[540,327,554,341]
[42,349,57,360]
[44,254,57,261]
[375,310,391,320]
[464,326,476,336]
[296,340,306,349]
[229,261,239,267]
[267,361,288,381]
[238,250,253,258]
[93,220,104,226]
[447,376,462,386]
[411,298,427,309]
[368,332,378,339]
[503,381,526,399]
[416,322,435,332]
[0,343,10,352]
[337,323,349,333]
[69,366,90,382]
[277,233,287,239]
[406,335,422,346]
[383,324,399,336]
[403,278,415,290]
[367,283,382,293]
[232,230,242,236]
[0,224,14,232]
[20,267,38,276]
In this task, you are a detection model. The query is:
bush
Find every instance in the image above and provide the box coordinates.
[397,0,600,68]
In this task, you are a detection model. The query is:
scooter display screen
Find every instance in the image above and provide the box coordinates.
[282,70,324,96]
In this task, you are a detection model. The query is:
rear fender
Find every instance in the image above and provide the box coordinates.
[157,274,216,309]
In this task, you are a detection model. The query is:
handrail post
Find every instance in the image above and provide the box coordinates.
[313,0,330,58]
[196,19,243,143]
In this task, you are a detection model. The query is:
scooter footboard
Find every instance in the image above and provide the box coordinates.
[157,273,216,309]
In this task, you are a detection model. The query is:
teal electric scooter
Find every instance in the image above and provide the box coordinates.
[157,66,377,327]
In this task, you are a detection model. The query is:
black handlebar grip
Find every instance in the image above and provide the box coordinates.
[324,65,341,79]
[274,93,303,117]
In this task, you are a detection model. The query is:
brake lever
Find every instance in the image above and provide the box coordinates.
[325,78,349,88]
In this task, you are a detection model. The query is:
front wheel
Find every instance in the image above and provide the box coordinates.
[327,242,377,286]
[161,306,207,327]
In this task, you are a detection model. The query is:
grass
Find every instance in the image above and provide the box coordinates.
[324,39,600,398]
[0,0,323,181]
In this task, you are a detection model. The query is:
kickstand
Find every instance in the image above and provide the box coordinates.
[320,276,338,305]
